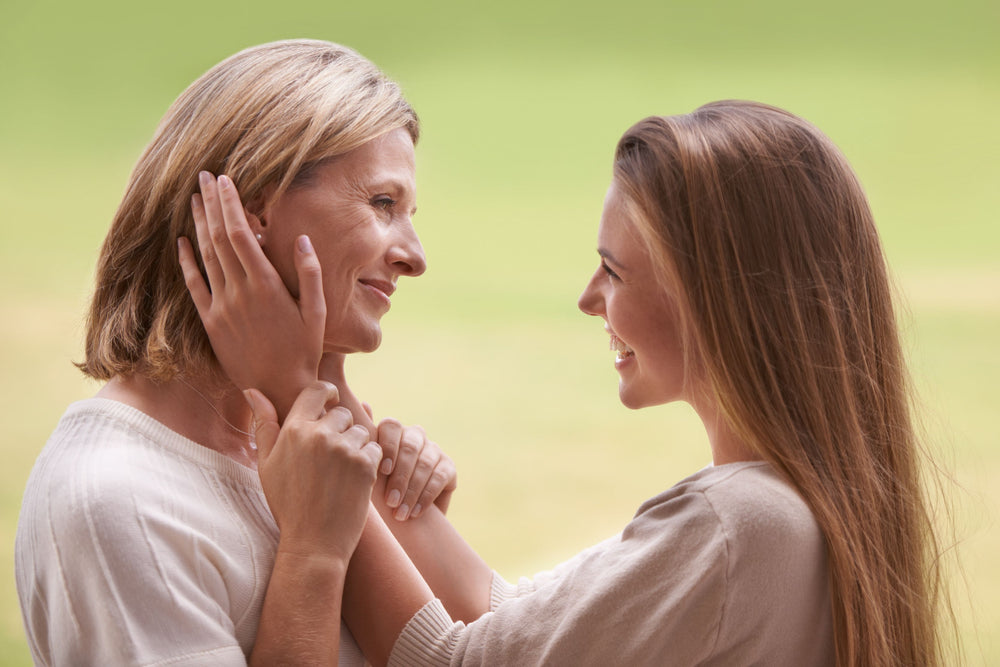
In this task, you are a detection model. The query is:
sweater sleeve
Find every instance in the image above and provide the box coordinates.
[16,425,253,666]
[488,533,623,610]
[390,491,731,667]
[391,463,833,667]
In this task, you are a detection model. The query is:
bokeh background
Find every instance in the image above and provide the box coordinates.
[2,0,997,663]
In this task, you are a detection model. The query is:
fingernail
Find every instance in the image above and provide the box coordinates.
[394,503,410,521]
[218,174,231,189]
[199,171,211,185]
[380,458,394,475]
[298,235,313,253]
[412,503,423,518]
[386,489,401,508]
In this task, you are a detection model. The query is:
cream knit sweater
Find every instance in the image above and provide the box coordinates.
[390,462,834,666]
[16,399,366,666]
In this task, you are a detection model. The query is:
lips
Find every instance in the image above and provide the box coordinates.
[609,332,635,361]
[359,278,396,299]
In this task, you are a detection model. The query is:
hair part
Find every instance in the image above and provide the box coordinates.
[79,39,419,382]
[613,100,954,665]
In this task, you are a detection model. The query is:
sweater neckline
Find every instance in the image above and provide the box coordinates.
[64,397,263,489]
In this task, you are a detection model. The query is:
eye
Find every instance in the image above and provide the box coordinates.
[371,195,397,210]
[601,260,621,281]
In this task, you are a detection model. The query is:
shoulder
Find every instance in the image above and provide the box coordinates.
[19,399,266,560]
[631,462,826,588]
[639,462,819,540]
[696,462,822,549]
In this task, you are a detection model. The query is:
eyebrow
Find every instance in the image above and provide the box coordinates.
[369,176,418,215]
[598,248,624,269]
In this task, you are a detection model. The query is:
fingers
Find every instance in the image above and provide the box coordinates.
[190,192,225,290]
[416,458,457,518]
[244,388,279,459]
[382,424,427,521]
[293,235,327,330]
[376,418,403,476]
[359,440,384,472]
[177,237,213,316]
[286,381,341,424]
[396,442,439,520]
[198,171,245,284]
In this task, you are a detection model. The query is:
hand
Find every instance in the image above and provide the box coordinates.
[248,382,382,561]
[177,172,325,421]
[376,418,457,521]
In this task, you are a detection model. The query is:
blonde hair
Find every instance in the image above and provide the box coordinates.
[614,101,951,665]
[79,39,419,381]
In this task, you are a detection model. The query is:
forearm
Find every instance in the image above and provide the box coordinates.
[250,549,347,666]
[343,508,437,667]
[372,476,493,623]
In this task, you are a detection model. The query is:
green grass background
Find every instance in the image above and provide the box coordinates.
[2,0,997,663]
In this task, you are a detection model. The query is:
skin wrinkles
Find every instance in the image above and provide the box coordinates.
[259,128,425,356]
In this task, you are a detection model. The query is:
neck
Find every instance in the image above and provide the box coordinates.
[98,370,258,468]
[318,353,375,435]
[691,397,761,466]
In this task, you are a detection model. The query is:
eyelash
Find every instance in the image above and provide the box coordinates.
[372,195,396,210]
[601,260,620,280]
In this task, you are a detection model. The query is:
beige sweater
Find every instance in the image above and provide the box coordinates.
[390,462,833,666]
[16,399,366,666]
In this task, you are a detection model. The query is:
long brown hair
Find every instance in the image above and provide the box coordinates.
[613,101,950,665]
[79,39,419,381]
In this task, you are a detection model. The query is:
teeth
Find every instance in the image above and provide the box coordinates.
[609,334,634,360]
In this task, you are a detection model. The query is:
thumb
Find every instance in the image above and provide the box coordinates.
[244,388,279,460]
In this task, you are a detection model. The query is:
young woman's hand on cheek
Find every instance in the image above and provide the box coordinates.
[178,172,325,422]
[377,419,457,521]
[248,382,382,562]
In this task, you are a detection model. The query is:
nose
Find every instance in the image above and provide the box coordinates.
[578,268,604,316]
[387,219,427,277]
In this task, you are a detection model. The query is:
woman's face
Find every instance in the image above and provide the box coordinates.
[262,128,426,354]
[578,181,692,409]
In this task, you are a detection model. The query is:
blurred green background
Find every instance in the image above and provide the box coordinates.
[2,0,997,663]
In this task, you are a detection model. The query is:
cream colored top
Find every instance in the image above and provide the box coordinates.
[390,462,834,666]
[16,399,366,666]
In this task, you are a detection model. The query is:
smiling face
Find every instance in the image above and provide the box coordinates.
[578,180,694,409]
[261,128,426,354]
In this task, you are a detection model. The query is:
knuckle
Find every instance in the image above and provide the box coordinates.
[413,459,435,478]
[209,225,227,243]
[330,406,354,427]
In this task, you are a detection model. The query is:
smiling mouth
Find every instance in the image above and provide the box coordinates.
[610,334,634,361]
[360,279,396,299]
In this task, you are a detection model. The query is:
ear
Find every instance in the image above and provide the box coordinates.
[244,183,276,233]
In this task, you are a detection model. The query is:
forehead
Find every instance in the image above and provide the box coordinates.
[598,181,643,250]
[312,127,416,189]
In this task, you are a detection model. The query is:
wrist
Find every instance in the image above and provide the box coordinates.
[274,543,351,580]
[271,370,319,423]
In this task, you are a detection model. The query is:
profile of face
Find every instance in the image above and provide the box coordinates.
[260,128,426,354]
[578,181,691,409]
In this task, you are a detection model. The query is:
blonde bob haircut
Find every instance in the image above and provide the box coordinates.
[79,39,419,381]
[613,101,949,666]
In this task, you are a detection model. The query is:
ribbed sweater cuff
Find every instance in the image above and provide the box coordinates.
[387,599,459,667]
[490,571,518,610]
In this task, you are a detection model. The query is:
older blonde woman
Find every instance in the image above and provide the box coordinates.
[15,40,457,665]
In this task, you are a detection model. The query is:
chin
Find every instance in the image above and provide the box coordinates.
[325,327,383,355]
[618,383,674,410]
[618,386,646,410]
